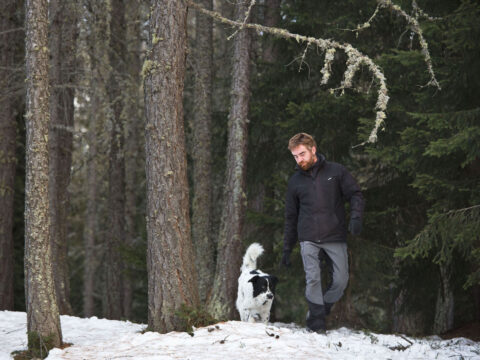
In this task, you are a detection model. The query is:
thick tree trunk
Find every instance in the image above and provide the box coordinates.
[25,0,62,350]
[104,0,127,320]
[208,0,252,320]
[0,0,17,311]
[145,0,199,332]
[192,0,215,304]
[48,0,76,315]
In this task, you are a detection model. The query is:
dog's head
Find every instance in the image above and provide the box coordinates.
[248,275,278,305]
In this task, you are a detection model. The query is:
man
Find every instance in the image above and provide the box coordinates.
[281,132,365,333]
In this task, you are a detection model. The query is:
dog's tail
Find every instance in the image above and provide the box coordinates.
[241,243,264,271]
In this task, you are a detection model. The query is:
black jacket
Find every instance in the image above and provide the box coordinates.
[283,154,365,252]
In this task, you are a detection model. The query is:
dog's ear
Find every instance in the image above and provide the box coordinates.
[248,275,260,284]
[269,275,278,289]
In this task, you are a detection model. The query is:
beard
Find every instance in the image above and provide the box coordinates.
[299,154,317,170]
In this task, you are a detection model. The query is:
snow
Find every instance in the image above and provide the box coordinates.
[1,311,479,360]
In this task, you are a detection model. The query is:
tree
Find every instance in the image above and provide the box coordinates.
[123,0,145,320]
[0,0,17,311]
[144,0,199,332]
[80,0,110,318]
[191,0,215,304]
[48,0,77,315]
[105,0,127,320]
[207,0,252,320]
[262,0,281,63]
[24,0,62,352]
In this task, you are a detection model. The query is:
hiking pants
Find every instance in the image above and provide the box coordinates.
[300,241,349,305]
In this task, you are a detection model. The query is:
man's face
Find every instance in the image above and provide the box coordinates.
[291,145,317,171]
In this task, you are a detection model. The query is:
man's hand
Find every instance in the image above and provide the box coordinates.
[348,218,362,236]
[280,251,291,268]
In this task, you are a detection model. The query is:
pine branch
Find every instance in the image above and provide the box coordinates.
[395,205,480,287]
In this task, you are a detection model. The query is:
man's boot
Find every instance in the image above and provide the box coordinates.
[306,300,326,333]
[325,302,333,316]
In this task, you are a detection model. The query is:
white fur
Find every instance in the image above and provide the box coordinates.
[236,243,275,323]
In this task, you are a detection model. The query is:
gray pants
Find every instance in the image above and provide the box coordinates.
[300,241,349,305]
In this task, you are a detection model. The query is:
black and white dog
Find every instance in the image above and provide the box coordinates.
[236,243,277,323]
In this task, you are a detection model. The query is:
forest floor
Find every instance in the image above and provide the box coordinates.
[1,311,479,360]
[441,321,480,342]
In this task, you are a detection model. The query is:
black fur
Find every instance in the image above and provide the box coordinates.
[248,275,277,298]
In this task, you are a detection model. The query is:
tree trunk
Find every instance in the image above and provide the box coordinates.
[262,0,280,63]
[192,0,215,304]
[24,0,62,351]
[104,0,127,320]
[0,0,17,311]
[81,0,110,319]
[207,0,252,320]
[145,0,199,332]
[48,0,77,315]
[433,263,454,334]
[123,0,144,319]
[83,100,98,317]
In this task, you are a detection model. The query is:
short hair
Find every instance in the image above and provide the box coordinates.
[288,133,317,151]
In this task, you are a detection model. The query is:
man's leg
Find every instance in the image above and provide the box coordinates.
[300,242,326,332]
[321,242,349,309]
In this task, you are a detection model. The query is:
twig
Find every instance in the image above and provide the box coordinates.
[227,0,256,41]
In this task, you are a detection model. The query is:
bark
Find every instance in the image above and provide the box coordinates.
[25,0,62,350]
[82,0,110,319]
[262,0,281,63]
[392,290,426,335]
[123,0,144,319]
[207,0,252,320]
[433,264,454,334]
[145,0,199,332]
[192,0,214,304]
[48,0,77,315]
[83,100,98,318]
[105,0,127,320]
[0,0,17,311]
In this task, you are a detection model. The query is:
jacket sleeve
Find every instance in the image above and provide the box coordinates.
[340,166,365,220]
[283,178,299,253]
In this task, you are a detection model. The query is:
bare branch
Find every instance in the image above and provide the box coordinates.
[188,0,389,144]
[342,0,441,91]
[320,48,335,85]
[0,27,24,36]
[227,0,256,41]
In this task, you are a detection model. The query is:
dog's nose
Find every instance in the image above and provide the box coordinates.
[267,293,274,299]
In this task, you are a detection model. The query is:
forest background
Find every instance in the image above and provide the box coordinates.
[1,0,479,347]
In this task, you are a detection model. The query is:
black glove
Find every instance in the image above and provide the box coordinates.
[349,218,362,236]
[280,251,291,268]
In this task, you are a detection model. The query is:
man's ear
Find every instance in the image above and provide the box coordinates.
[311,146,316,154]
[248,275,260,284]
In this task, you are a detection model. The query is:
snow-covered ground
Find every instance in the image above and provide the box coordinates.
[1,311,479,359]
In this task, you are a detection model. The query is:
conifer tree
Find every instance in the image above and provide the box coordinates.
[25,0,62,352]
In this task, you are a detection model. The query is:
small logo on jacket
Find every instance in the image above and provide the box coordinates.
[327,177,333,180]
